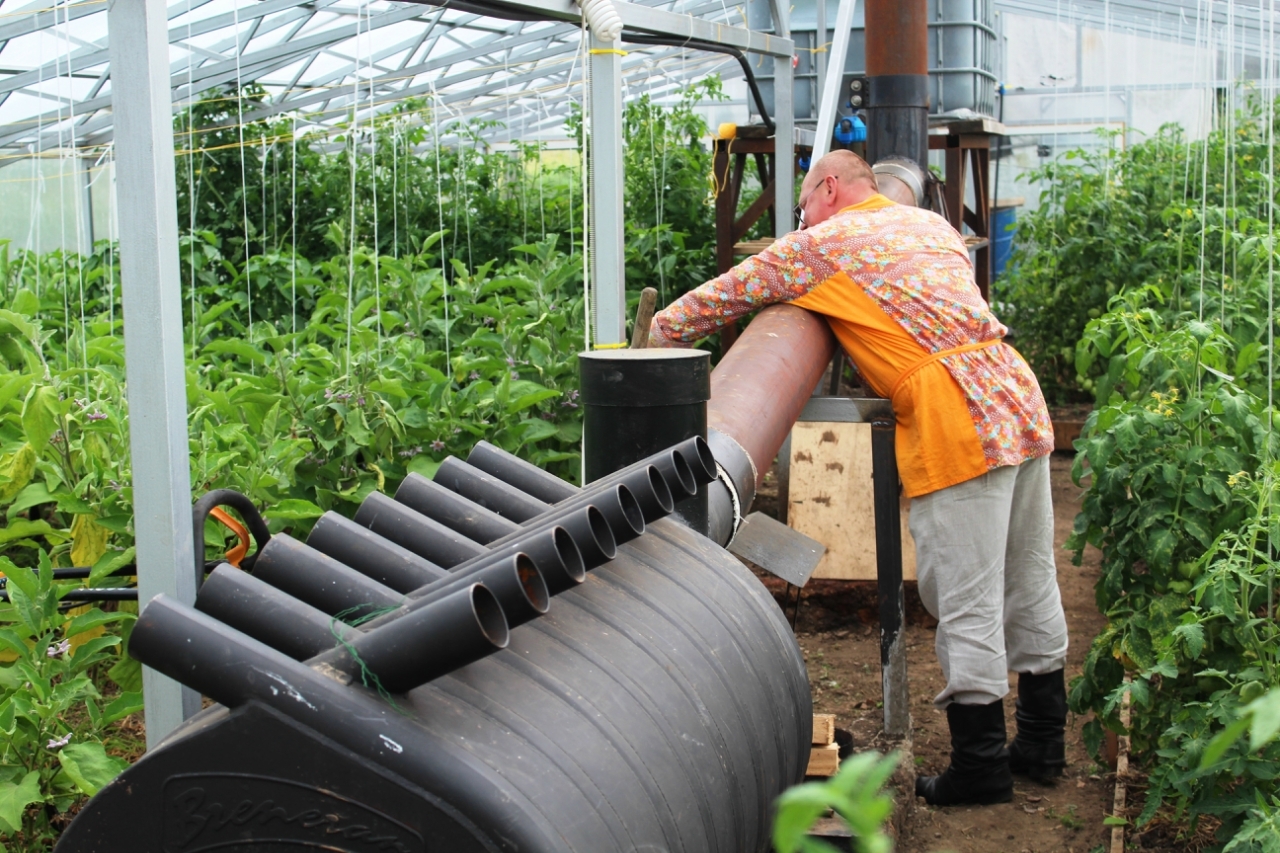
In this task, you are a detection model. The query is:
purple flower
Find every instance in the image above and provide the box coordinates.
[356,396,366,407]
[568,389,579,401]
[483,316,496,326]
[398,446,423,458]
[452,427,461,434]
[505,356,516,367]
[47,639,71,658]
[47,732,71,751]
[469,371,481,381]
[430,440,446,452]
[86,412,108,421]
[510,371,519,380]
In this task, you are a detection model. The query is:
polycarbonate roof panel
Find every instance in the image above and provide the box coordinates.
[0,0,748,155]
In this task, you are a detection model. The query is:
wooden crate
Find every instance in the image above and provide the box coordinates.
[787,422,917,581]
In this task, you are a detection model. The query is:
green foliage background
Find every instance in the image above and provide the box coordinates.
[1008,94,1280,847]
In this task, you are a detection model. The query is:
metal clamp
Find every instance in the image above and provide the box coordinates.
[715,461,744,543]
[872,158,927,208]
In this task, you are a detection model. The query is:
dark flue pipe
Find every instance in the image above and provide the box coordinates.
[467,441,577,503]
[477,486,639,563]
[461,524,586,596]
[307,553,549,665]
[196,564,355,660]
[443,508,611,583]
[467,436,712,515]
[434,457,548,522]
[307,512,447,592]
[865,0,929,169]
[331,584,509,694]
[461,446,671,532]
[528,471,662,530]
[354,493,488,568]
[394,473,520,543]
[251,533,403,620]
[128,595,514,812]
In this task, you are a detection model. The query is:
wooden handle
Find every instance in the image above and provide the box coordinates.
[630,287,659,349]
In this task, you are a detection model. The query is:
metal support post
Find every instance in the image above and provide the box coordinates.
[587,33,625,346]
[766,0,793,234]
[870,417,908,737]
[814,0,827,119]
[108,0,201,745]
[811,0,857,162]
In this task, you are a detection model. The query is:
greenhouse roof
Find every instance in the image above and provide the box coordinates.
[1001,0,1278,54]
[0,0,754,157]
[0,0,1276,159]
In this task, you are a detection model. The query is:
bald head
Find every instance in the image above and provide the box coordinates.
[796,150,880,229]
[809,150,876,189]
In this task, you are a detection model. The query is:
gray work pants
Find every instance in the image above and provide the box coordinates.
[909,454,1069,707]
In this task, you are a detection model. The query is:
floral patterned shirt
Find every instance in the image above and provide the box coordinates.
[650,194,1053,497]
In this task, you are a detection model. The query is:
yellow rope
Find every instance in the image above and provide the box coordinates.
[592,341,629,349]
[588,48,628,56]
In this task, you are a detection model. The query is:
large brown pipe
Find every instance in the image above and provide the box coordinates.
[865,0,927,76]
[707,304,835,493]
[864,0,930,168]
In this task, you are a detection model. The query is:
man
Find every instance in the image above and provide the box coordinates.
[649,150,1069,806]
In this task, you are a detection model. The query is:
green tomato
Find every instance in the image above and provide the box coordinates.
[1168,579,1192,595]
[1087,308,1102,319]
[1177,561,1198,580]
[1196,676,1220,693]
[1240,681,1266,703]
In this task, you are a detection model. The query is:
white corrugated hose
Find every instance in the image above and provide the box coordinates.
[577,0,623,42]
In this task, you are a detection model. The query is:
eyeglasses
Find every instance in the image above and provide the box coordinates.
[793,176,833,230]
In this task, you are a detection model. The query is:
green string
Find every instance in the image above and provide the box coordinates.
[329,603,408,713]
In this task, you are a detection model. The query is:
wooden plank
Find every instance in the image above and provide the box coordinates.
[806,742,840,777]
[787,422,917,581]
[733,238,775,255]
[1053,419,1087,452]
[812,713,835,745]
[1111,688,1131,853]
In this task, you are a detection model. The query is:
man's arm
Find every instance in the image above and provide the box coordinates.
[649,231,835,347]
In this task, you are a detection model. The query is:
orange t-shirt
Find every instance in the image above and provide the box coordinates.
[651,194,1053,497]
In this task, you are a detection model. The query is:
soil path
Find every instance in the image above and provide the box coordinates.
[767,453,1111,853]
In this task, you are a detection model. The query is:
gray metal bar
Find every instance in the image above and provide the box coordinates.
[108,0,201,745]
[798,395,893,423]
[588,32,625,345]
[811,0,856,162]
[420,0,794,57]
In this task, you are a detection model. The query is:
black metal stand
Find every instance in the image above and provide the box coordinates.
[870,417,909,737]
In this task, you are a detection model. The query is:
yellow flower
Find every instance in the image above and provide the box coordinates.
[1227,471,1250,488]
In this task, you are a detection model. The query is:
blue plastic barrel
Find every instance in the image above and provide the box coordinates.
[992,205,1018,280]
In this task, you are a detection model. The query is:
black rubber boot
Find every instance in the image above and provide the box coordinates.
[1008,669,1068,784]
[915,699,1014,806]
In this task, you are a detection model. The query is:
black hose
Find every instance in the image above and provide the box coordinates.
[620,32,775,133]
[191,489,272,588]
[2,588,140,604]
